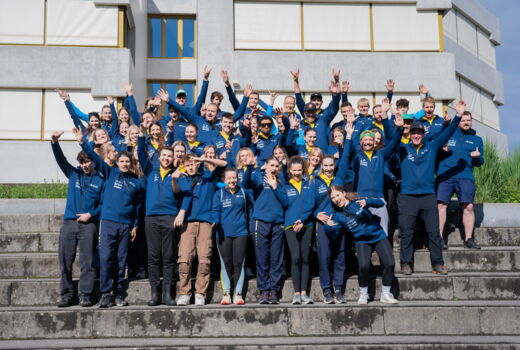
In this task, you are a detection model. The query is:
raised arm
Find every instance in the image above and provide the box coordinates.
[190,66,211,114]
[73,127,111,178]
[123,83,142,126]
[385,79,395,103]
[107,96,120,139]
[137,133,152,175]
[222,70,241,111]
[158,89,201,123]
[233,84,252,122]
[432,101,464,150]
[50,131,75,178]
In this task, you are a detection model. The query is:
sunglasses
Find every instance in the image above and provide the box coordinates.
[260,123,273,127]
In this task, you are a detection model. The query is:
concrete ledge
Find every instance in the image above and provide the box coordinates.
[446,202,520,228]
[1,302,519,339]
[0,199,65,215]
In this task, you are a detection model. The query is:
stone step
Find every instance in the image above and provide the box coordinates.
[0,214,62,233]
[1,247,518,279]
[1,272,519,306]
[1,227,519,254]
[0,301,519,339]
[1,335,520,349]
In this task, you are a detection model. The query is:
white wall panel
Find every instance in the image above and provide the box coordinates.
[456,12,478,56]
[0,0,44,44]
[46,0,118,46]
[373,4,439,51]
[481,91,499,130]
[43,90,108,140]
[234,1,301,50]
[477,28,496,68]
[442,9,457,42]
[460,78,482,121]
[0,89,42,139]
[303,3,370,50]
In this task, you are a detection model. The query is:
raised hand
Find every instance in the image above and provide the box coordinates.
[264,175,277,189]
[342,80,350,93]
[221,70,230,85]
[202,65,212,81]
[455,100,466,116]
[72,128,83,143]
[356,199,367,208]
[332,69,341,83]
[471,147,480,158]
[381,97,391,113]
[394,114,404,127]
[269,91,279,106]
[157,88,170,102]
[243,84,253,98]
[55,89,70,101]
[290,69,300,82]
[106,96,114,105]
[418,84,429,95]
[385,79,395,92]
[345,122,354,137]
[51,131,64,143]
[289,115,300,130]
[140,121,151,133]
[122,83,133,96]
[329,81,339,94]
[443,110,452,123]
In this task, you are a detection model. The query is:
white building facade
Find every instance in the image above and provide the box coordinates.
[0,0,505,183]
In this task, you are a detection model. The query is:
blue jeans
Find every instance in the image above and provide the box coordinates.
[98,220,131,294]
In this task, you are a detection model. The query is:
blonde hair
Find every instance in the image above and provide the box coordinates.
[90,128,109,144]
[125,125,140,146]
[235,147,255,169]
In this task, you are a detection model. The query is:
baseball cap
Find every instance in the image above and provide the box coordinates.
[410,121,425,132]
[176,90,187,97]
[310,93,323,100]
[359,130,375,140]
[402,113,414,120]
[304,102,317,112]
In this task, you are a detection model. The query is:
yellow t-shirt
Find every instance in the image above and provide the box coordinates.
[319,174,333,187]
[159,167,170,180]
[364,150,374,160]
[289,179,302,194]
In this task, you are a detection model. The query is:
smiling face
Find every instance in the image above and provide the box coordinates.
[284,96,295,112]
[373,131,382,148]
[460,114,472,131]
[184,159,199,176]
[94,129,108,145]
[101,106,112,122]
[358,102,369,115]
[259,119,273,134]
[206,104,218,122]
[410,129,425,146]
[204,147,216,159]
[248,93,259,109]
[119,121,129,137]
[129,128,139,143]
[360,136,374,152]
[265,159,280,176]
[117,155,131,172]
[150,124,162,141]
[321,157,335,176]
[176,94,187,106]
[304,130,317,147]
[185,125,198,142]
[272,147,285,163]
[373,106,383,122]
[142,112,154,125]
[289,163,303,181]
[341,105,355,120]
[304,110,316,124]
[309,150,322,167]
[89,116,100,129]
[311,97,322,109]
[224,170,238,190]
[238,149,252,166]
[423,101,435,116]
[173,144,186,160]
[221,116,234,134]
[118,109,129,123]
[333,130,344,145]
[330,189,347,208]
[159,149,174,169]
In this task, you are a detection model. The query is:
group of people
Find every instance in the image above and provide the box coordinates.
[53,67,484,309]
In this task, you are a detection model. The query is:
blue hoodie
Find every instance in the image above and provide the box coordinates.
[436,127,484,182]
[275,179,314,229]
[418,114,445,140]
[51,141,104,221]
[212,186,254,238]
[398,115,461,195]
[345,125,403,198]
[137,136,192,216]
[244,168,286,224]
[178,166,223,223]
[332,198,387,246]
[81,142,143,227]
[251,131,288,166]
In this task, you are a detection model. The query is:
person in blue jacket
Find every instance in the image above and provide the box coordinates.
[51,131,104,308]
[73,127,144,308]
[221,70,270,118]
[291,69,341,153]
[286,125,318,160]
[212,168,254,305]
[243,156,286,304]
[417,96,445,139]
[211,112,251,162]
[175,154,227,306]
[137,127,192,306]
[397,100,465,276]
[251,116,289,165]
[275,156,315,305]
[300,149,350,304]
[328,186,398,305]
[436,111,484,250]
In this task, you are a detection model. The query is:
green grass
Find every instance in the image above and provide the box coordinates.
[0,183,68,199]
[474,142,520,203]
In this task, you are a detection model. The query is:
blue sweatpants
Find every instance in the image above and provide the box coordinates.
[252,220,284,292]
[99,220,131,294]
[315,222,346,293]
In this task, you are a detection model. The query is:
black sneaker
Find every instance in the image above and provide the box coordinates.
[99,293,115,308]
[258,291,270,304]
[268,291,279,304]
[323,289,334,304]
[442,241,449,250]
[79,296,93,307]
[115,294,129,307]
[334,291,346,304]
[58,298,73,308]
[464,238,481,250]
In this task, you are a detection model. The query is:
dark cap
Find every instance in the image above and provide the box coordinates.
[410,121,425,133]
[176,89,187,97]
[304,102,317,112]
[310,93,323,100]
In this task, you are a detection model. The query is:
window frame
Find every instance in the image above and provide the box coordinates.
[147,14,197,59]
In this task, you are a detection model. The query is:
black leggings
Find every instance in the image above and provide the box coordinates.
[356,239,395,288]
[217,235,248,293]
[285,227,313,293]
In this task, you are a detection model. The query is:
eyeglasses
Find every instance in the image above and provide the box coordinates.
[260,123,272,128]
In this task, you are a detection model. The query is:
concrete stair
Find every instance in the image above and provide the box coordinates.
[0,212,519,349]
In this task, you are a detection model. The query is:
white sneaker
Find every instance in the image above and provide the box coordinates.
[357,293,368,305]
[194,293,205,306]
[380,292,398,304]
[176,294,191,306]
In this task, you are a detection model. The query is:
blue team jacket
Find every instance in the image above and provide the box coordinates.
[212,186,254,238]
[244,168,286,224]
[52,142,104,221]
[436,128,484,182]
[398,116,461,195]
[275,179,314,229]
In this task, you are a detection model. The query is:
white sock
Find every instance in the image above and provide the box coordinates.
[359,287,368,295]
[382,285,391,294]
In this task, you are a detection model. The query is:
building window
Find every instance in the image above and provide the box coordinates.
[147,81,197,113]
[148,16,196,58]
